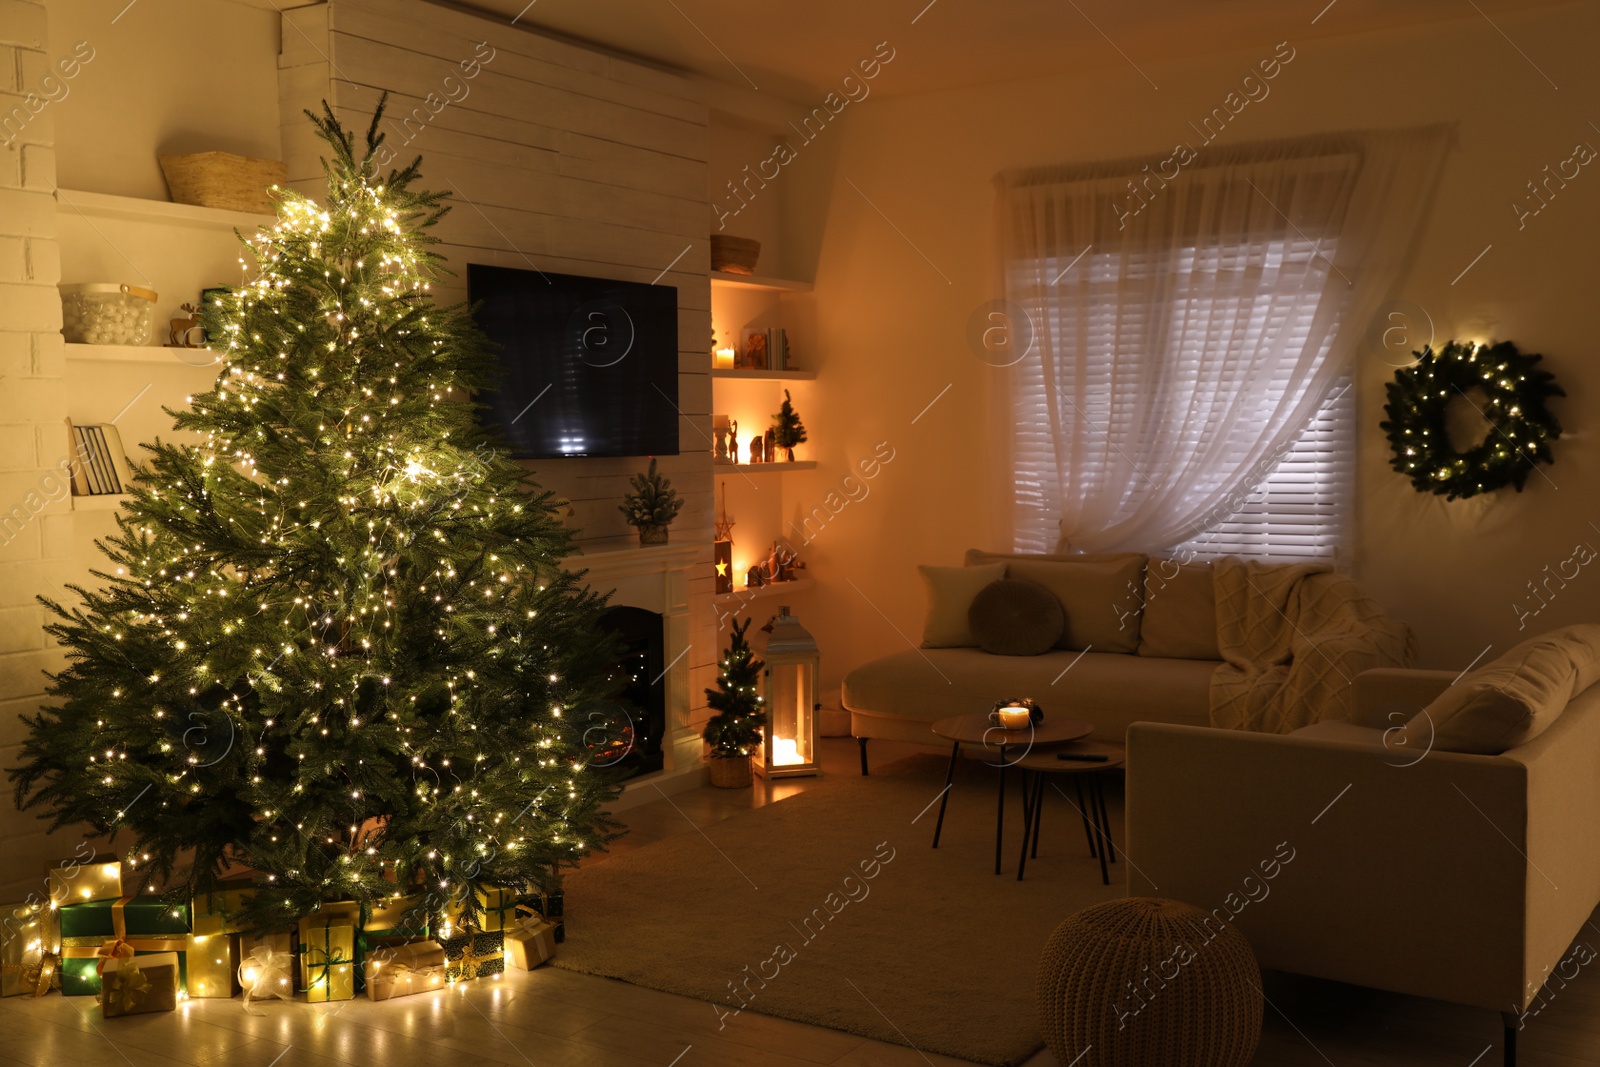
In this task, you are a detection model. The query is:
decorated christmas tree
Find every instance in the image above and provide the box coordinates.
[10,101,624,932]
[771,389,807,461]
[701,619,766,760]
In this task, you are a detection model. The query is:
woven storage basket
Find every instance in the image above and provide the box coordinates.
[707,756,753,788]
[158,152,287,214]
[710,235,761,274]
[1037,897,1262,1067]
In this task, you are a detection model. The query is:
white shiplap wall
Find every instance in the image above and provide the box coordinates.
[277,0,718,729]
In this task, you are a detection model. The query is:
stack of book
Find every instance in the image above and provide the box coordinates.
[66,420,134,495]
[766,328,789,371]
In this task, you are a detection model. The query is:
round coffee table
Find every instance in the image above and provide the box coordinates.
[1012,740,1126,885]
[929,711,1092,875]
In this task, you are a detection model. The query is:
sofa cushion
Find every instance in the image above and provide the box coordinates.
[1138,559,1220,660]
[964,549,1145,653]
[968,579,1064,656]
[843,647,1215,744]
[1400,624,1600,755]
[919,563,1006,647]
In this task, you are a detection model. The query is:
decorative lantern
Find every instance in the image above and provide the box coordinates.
[713,538,733,595]
[758,607,821,778]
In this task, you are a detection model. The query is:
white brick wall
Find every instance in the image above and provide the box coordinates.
[0,0,73,904]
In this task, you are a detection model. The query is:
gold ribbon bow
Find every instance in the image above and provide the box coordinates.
[239,945,293,1011]
[95,938,135,976]
[103,960,152,1013]
[2,948,61,997]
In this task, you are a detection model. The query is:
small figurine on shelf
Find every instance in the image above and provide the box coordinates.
[713,416,732,464]
[167,303,204,348]
[763,427,776,464]
[746,565,767,589]
[749,436,764,463]
[772,390,808,461]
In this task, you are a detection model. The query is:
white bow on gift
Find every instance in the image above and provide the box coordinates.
[239,945,293,1013]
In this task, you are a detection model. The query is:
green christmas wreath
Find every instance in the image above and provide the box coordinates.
[1380,340,1562,501]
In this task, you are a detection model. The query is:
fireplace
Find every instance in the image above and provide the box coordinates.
[593,605,667,778]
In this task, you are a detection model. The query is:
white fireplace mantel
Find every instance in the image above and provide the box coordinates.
[562,542,704,806]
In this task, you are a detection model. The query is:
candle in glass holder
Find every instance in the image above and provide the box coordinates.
[996,704,1031,730]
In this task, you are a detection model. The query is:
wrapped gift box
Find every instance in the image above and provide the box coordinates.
[2,902,52,997]
[47,854,123,909]
[516,893,564,944]
[59,896,188,996]
[185,932,239,998]
[443,887,519,934]
[305,897,429,994]
[441,929,503,982]
[239,932,294,1005]
[100,950,179,1018]
[190,880,256,936]
[504,916,557,971]
[363,939,447,1000]
[297,916,355,1003]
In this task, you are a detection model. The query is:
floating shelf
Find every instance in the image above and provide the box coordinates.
[710,271,812,293]
[55,188,274,231]
[710,368,816,381]
[719,461,816,474]
[66,342,223,366]
[72,494,131,511]
[714,577,814,608]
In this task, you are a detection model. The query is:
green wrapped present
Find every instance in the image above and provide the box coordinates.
[441,929,503,982]
[59,896,188,997]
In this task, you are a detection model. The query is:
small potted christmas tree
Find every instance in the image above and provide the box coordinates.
[772,390,808,462]
[619,458,684,545]
[702,618,766,787]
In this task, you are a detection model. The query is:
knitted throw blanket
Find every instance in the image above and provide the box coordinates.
[1211,558,1416,733]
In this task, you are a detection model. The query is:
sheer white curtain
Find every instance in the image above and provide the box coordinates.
[994,127,1451,556]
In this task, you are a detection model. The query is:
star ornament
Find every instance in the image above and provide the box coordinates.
[715,561,729,577]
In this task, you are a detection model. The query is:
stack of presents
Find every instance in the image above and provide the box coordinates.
[2,852,562,1018]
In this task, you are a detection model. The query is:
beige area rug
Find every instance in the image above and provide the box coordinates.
[555,754,1126,1066]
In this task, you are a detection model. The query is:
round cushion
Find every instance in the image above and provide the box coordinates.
[967,579,1064,656]
[1037,898,1262,1067]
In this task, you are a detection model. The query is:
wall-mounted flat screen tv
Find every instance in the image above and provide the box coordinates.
[468,263,681,459]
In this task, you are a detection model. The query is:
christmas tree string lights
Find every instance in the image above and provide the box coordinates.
[10,99,623,932]
[1380,339,1562,501]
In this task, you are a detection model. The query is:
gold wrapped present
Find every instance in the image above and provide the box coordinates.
[47,854,123,909]
[239,933,294,1008]
[297,917,355,1003]
[443,887,519,933]
[190,881,255,936]
[504,916,556,971]
[1,902,53,997]
[363,939,446,1001]
[100,949,179,1018]
[441,929,503,982]
[185,932,239,999]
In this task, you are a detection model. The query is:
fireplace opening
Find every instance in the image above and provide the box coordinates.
[591,605,667,779]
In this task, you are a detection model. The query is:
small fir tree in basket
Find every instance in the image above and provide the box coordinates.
[619,458,684,545]
[771,390,808,461]
[702,618,766,787]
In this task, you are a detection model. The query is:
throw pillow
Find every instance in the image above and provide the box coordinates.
[1400,623,1600,754]
[919,563,1006,647]
[964,549,1146,653]
[1137,559,1221,660]
[967,579,1066,656]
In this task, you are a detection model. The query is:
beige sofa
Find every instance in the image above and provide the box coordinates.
[1126,663,1600,1063]
[843,550,1410,773]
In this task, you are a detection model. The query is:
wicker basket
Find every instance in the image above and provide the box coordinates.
[707,756,753,788]
[1037,898,1262,1067]
[710,235,761,275]
[158,152,287,214]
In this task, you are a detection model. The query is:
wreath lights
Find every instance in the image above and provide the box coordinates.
[1381,339,1562,501]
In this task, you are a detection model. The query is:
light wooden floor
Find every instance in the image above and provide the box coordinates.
[5,735,1599,1066]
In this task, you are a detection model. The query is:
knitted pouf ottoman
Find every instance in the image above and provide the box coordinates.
[1036,897,1262,1067]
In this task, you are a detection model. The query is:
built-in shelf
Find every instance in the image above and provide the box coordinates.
[714,577,814,608]
[72,494,131,511]
[719,461,816,474]
[66,342,222,366]
[710,271,812,293]
[709,368,816,381]
[55,188,274,231]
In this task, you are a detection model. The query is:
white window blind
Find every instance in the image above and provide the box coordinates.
[1009,232,1353,561]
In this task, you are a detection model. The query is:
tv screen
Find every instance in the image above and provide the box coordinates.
[468,264,681,459]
